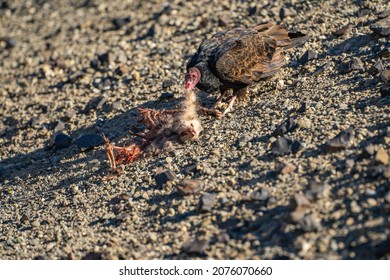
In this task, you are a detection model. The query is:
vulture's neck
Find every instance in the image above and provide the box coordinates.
[195,63,221,93]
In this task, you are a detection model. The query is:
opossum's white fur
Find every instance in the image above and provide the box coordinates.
[172,90,203,142]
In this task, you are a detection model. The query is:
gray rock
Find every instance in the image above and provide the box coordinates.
[305,181,331,201]
[183,163,200,175]
[236,134,252,148]
[20,214,29,225]
[385,191,390,204]
[280,7,296,19]
[176,179,203,195]
[76,134,105,151]
[371,17,390,36]
[368,60,384,74]
[345,159,355,169]
[83,96,107,114]
[300,50,318,64]
[182,238,208,255]
[154,169,176,188]
[54,120,65,133]
[350,201,361,213]
[50,132,72,151]
[31,220,40,228]
[381,83,390,97]
[67,71,85,83]
[360,143,375,158]
[325,128,355,152]
[339,58,365,73]
[2,37,16,49]
[159,92,174,100]
[271,137,302,155]
[350,58,365,72]
[314,62,331,75]
[250,188,270,201]
[379,48,390,58]
[112,17,131,30]
[290,193,311,210]
[111,101,122,110]
[380,70,390,83]
[216,232,230,243]
[65,109,77,120]
[30,115,48,128]
[378,9,390,19]
[87,159,100,168]
[198,193,216,212]
[218,15,230,27]
[92,78,116,90]
[366,164,386,179]
[272,117,298,136]
[298,214,321,232]
[375,148,389,165]
[276,162,296,175]
[333,24,353,36]
[162,79,175,88]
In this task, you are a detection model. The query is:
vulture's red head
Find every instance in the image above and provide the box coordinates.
[185,67,201,90]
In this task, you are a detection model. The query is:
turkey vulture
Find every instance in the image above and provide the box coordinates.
[185,23,307,116]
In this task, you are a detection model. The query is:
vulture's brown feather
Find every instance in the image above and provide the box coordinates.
[185,22,307,116]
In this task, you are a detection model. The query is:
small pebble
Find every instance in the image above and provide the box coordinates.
[277,162,296,175]
[380,70,390,83]
[350,201,361,213]
[366,198,377,207]
[176,179,203,195]
[31,220,40,228]
[333,24,353,36]
[304,181,330,201]
[182,238,209,255]
[375,148,389,165]
[250,188,270,201]
[385,192,390,204]
[162,79,175,88]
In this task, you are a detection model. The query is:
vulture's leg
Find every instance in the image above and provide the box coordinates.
[211,90,227,110]
[222,87,247,116]
[198,90,228,118]
[222,95,237,116]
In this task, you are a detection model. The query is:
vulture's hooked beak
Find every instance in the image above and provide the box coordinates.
[184,74,193,90]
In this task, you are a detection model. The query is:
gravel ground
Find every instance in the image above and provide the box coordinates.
[0,0,389,260]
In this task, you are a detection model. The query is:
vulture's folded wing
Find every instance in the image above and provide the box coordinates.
[212,24,292,84]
